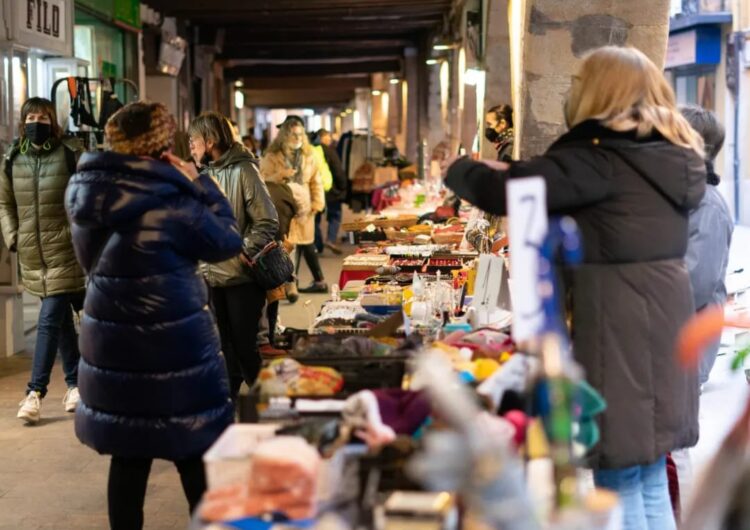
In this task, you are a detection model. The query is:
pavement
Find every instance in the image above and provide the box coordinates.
[0,247,348,530]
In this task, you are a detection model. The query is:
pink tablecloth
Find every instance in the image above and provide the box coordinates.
[339,269,378,288]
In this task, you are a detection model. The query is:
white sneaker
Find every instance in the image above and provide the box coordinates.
[63,387,80,413]
[17,392,42,424]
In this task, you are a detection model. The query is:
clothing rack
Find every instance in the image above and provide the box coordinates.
[51,77,139,127]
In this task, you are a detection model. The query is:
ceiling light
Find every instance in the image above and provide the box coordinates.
[426,59,439,66]
[464,67,485,87]
[234,80,244,88]
[345,108,353,114]
[371,90,382,96]
[389,78,400,85]
[234,90,244,109]
[433,38,458,51]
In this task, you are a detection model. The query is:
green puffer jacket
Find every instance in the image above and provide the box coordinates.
[0,138,85,297]
[201,143,279,287]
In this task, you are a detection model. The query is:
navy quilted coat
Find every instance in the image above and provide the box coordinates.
[65,152,242,460]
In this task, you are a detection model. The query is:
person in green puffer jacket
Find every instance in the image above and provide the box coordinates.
[189,112,279,399]
[0,98,86,424]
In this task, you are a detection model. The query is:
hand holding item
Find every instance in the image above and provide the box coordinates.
[240,252,254,268]
[283,167,297,179]
[162,152,199,181]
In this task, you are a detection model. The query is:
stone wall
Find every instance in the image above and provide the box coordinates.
[515,0,672,158]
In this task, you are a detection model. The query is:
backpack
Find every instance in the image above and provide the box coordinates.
[4,142,77,180]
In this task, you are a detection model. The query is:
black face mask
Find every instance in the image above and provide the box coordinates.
[484,127,500,143]
[25,122,52,146]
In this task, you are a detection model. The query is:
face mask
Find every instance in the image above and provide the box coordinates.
[25,122,51,146]
[484,127,500,143]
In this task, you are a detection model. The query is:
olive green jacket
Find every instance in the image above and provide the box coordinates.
[201,143,279,287]
[0,138,86,297]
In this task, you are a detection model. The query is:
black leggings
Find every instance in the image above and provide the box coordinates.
[267,300,280,345]
[108,455,205,530]
[295,244,324,283]
[210,282,266,399]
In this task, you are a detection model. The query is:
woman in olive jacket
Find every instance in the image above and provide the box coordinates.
[189,112,279,399]
[0,98,86,424]
[445,47,705,530]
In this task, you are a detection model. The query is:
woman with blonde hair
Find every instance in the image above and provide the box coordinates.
[261,115,327,294]
[444,46,706,530]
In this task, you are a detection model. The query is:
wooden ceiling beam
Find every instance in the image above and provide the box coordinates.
[226,60,401,78]
[149,0,451,14]
[243,89,355,108]
[239,76,371,90]
[218,47,405,61]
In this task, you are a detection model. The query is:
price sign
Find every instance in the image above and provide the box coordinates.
[507,177,548,342]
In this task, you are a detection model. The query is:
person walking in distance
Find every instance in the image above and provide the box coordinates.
[261,115,328,294]
[0,97,86,424]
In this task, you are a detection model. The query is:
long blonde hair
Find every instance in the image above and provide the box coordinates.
[267,120,312,158]
[565,46,704,155]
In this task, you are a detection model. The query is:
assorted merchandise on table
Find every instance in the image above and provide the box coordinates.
[189,207,631,530]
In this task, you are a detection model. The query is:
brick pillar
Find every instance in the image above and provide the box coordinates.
[512,0,672,158]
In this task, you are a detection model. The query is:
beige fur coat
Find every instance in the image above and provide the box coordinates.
[260,149,324,245]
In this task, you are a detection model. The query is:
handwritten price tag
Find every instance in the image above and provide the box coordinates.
[507,177,548,342]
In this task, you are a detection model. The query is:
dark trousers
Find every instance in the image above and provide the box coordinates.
[314,212,324,253]
[27,292,84,397]
[295,244,324,283]
[267,300,280,345]
[314,202,343,252]
[210,282,266,399]
[108,455,205,530]
[326,201,343,243]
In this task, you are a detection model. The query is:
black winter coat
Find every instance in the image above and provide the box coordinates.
[446,120,706,469]
[322,144,347,203]
[65,152,242,461]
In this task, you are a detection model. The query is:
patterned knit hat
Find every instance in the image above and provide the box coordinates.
[105,101,176,157]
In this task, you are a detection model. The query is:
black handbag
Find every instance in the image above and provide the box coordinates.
[247,241,294,290]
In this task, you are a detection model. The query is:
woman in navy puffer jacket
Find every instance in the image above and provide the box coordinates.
[65,102,242,530]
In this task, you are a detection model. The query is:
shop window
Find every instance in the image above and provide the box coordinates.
[673,69,716,111]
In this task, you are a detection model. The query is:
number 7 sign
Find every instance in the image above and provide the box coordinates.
[507,177,548,342]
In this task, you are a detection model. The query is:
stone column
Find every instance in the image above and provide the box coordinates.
[404,47,421,162]
[482,0,512,159]
[512,0,673,158]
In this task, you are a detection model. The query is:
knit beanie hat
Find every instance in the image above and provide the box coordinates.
[105,101,176,157]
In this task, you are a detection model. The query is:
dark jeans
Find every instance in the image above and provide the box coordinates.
[326,201,343,244]
[108,455,205,530]
[210,282,266,399]
[27,292,84,397]
[295,244,324,283]
[314,203,344,251]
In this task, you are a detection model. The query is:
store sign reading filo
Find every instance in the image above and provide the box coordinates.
[25,0,64,41]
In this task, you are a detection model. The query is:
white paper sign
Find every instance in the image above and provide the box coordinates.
[470,254,512,327]
[507,177,548,341]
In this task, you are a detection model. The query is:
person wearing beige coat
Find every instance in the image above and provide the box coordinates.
[260,116,328,294]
